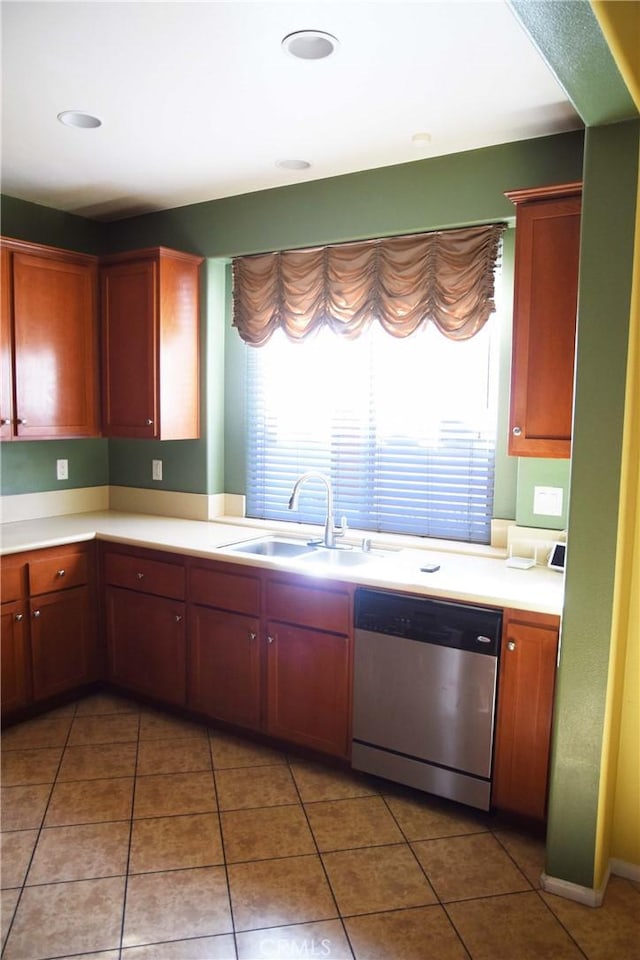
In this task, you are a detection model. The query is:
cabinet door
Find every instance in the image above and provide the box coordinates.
[106,586,186,705]
[492,612,559,819]
[30,586,96,700]
[188,605,261,729]
[266,621,350,758]
[508,189,581,458]
[101,259,157,438]
[1,601,29,714]
[0,246,13,439]
[12,252,99,438]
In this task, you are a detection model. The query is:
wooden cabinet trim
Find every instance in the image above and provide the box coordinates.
[505,181,582,205]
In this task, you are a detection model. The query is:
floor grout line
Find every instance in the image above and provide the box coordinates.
[3,694,638,960]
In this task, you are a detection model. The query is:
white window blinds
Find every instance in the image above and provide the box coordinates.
[245,320,497,543]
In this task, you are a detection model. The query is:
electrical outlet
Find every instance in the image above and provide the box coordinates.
[56,459,68,481]
[152,459,163,482]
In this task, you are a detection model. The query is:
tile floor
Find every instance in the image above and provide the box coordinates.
[1,692,638,960]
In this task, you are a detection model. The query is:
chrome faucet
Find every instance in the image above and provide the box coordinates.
[288,472,346,548]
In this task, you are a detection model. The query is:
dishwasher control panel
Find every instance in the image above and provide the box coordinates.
[354,588,502,656]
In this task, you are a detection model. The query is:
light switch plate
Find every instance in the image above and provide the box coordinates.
[533,485,563,517]
[56,459,68,480]
[152,459,163,482]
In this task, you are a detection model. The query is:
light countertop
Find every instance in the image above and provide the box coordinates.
[0,511,565,616]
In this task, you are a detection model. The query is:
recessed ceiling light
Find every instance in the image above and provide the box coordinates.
[276,158,312,171]
[57,110,102,129]
[411,131,432,147]
[282,30,339,60]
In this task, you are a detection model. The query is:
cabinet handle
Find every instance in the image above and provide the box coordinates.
[15,613,24,622]
[175,614,183,623]
[33,609,41,618]
[267,635,274,644]
[507,640,516,651]
[248,631,257,642]
[512,426,522,437]
[136,572,145,580]
[56,569,66,578]
[145,419,153,426]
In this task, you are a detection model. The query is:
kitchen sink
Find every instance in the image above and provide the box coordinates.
[298,548,388,568]
[224,536,391,567]
[225,537,317,558]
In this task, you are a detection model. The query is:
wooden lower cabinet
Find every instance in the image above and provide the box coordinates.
[106,586,186,706]
[492,608,560,819]
[266,620,351,758]
[1,544,97,719]
[188,606,261,728]
[30,586,95,700]
[1,600,29,713]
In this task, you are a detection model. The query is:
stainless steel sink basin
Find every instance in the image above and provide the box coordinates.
[224,536,392,569]
[226,537,316,558]
[298,547,389,567]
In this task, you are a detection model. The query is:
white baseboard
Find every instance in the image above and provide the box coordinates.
[0,486,110,523]
[540,867,610,907]
[542,857,640,906]
[610,858,640,882]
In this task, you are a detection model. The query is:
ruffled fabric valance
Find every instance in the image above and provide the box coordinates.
[232,223,506,346]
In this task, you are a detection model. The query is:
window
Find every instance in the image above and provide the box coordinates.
[245,317,498,544]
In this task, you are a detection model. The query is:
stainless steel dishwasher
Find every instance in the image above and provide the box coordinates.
[352,588,502,811]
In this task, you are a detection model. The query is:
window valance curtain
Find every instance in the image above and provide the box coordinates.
[232,222,506,345]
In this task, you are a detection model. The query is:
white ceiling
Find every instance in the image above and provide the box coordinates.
[1,0,582,222]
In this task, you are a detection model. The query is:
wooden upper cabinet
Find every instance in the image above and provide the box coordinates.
[506,183,582,458]
[100,247,203,439]
[0,238,100,439]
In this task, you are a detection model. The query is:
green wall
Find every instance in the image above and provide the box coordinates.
[99,131,583,505]
[545,119,639,887]
[0,439,108,496]
[1,133,583,510]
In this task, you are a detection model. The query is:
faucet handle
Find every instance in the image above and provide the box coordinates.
[336,516,348,538]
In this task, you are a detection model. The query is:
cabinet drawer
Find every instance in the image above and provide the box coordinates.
[189,564,260,615]
[29,549,89,595]
[104,552,185,600]
[1,559,26,602]
[266,577,351,634]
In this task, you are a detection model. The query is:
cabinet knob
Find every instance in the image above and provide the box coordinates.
[136,572,145,580]
[248,631,257,642]
[512,426,522,437]
[16,418,27,425]
[0,418,10,426]
[175,614,183,623]
[267,635,274,644]
[33,609,41,618]
[56,569,66,578]
[15,613,24,622]
[507,640,516,651]
[145,419,153,426]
